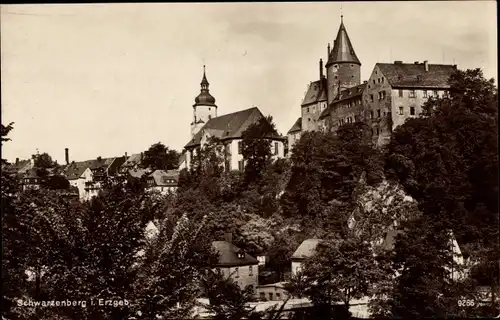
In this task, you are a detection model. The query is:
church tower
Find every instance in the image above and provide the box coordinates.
[191,65,217,138]
[325,16,361,104]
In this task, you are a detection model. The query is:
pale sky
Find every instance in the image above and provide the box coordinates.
[1,2,497,164]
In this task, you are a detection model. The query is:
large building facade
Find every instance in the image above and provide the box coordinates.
[287,16,458,150]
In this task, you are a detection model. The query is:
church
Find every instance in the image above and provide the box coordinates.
[287,16,458,149]
[182,67,286,171]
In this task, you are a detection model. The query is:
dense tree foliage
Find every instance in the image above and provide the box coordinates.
[143,142,180,171]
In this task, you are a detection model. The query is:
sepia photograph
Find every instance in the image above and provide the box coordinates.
[1,2,498,319]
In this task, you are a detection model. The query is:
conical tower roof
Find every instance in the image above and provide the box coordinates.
[326,17,361,66]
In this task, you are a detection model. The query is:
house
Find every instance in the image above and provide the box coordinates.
[2,158,33,176]
[287,117,302,152]
[119,153,143,174]
[127,168,149,179]
[211,237,259,292]
[184,106,286,172]
[300,77,328,132]
[146,169,179,195]
[20,168,41,191]
[63,163,95,201]
[257,282,290,301]
[291,239,322,276]
[363,61,457,146]
[178,151,187,170]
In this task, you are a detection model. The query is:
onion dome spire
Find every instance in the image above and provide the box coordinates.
[194,65,216,107]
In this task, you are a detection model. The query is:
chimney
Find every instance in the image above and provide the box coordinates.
[224,232,232,243]
[319,59,324,79]
[140,152,144,161]
[394,61,403,64]
[424,60,429,72]
[125,152,128,158]
[65,148,69,165]
[327,43,331,56]
[15,158,19,165]
[414,61,419,65]
[453,64,457,69]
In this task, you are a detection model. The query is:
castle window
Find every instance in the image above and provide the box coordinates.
[399,107,404,115]
[249,266,253,276]
[377,128,380,135]
[335,76,338,79]
[373,79,376,84]
[423,90,428,98]
[351,64,354,68]
[370,110,373,119]
[235,267,239,278]
[410,107,416,115]
[313,105,315,111]
[381,77,384,83]
[399,89,403,97]
[208,115,211,120]
[377,109,381,118]
[306,107,310,113]
[308,118,311,122]
[409,90,416,98]
[370,94,374,102]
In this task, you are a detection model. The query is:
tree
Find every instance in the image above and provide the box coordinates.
[299,235,383,319]
[385,68,498,298]
[1,122,14,164]
[143,142,180,171]
[241,115,279,186]
[132,213,218,319]
[200,269,259,320]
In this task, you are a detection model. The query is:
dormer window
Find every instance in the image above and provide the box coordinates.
[237,252,244,259]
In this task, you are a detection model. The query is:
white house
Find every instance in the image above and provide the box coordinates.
[146,169,179,195]
[290,239,322,277]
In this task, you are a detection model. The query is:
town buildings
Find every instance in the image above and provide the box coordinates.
[211,237,259,292]
[183,67,286,171]
[146,169,179,195]
[287,16,458,150]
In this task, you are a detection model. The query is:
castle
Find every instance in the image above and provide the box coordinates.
[287,16,458,149]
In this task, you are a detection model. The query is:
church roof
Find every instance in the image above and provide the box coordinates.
[377,62,457,89]
[184,107,282,149]
[319,83,366,119]
[301,78,328,106]
[326,17,361,66]
[287,117,302,134]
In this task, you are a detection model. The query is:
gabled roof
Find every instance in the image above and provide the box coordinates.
[287,117,302,134]
[2,159,32,174]
[319,83,366,119]
[326,18,361,66]
[212,241,259,267]
[148,169,179,187]
[377,62,457,89]
[301,78,328,106]
[128,168,149,179]
[63,163,91,180]
[121,153,142,168]
[178,152,187,167]
[291,239,322,260]
[185,107,279,149]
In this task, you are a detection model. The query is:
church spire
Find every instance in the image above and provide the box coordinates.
[194,65,216,107]
[201,65,209,89]
[325,16,360,67]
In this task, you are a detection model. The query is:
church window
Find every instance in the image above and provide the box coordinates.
[308,118,311,122]
[373,79,376,84]
[399,89,403,97]
[410,107,415,115]
[208,115,211,120]
[313,105,315,111]
[307,107,310,113]
[399,107,404,115]
[409,90,416,98]
[351,64,354,68]
[209,107,211,111]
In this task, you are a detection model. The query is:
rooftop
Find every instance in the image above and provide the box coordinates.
[377,61,457,89]
[212,240,259,267]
